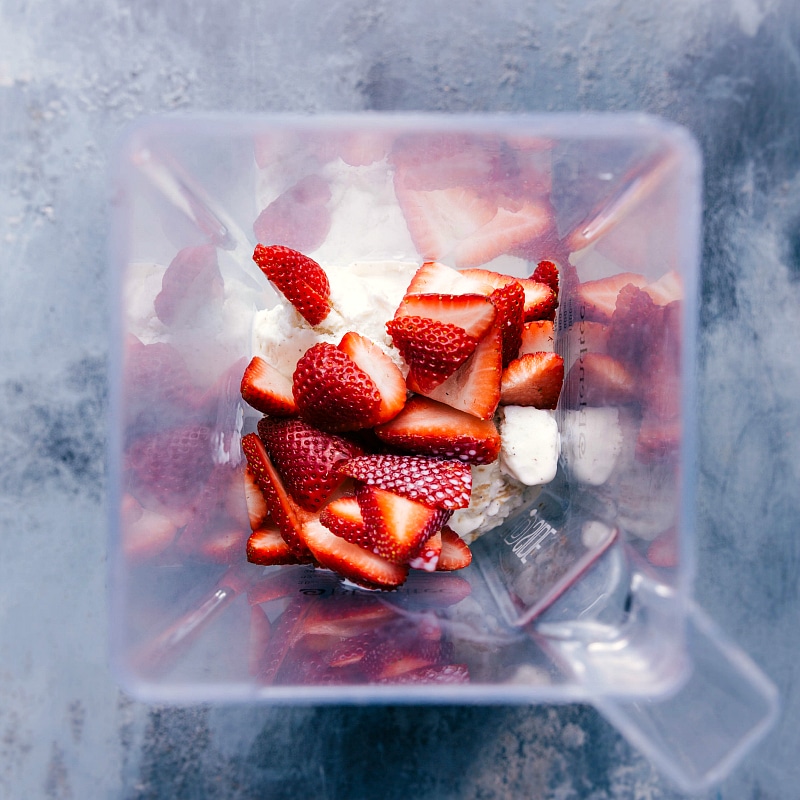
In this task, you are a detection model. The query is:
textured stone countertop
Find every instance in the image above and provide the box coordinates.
[1,1,798,798]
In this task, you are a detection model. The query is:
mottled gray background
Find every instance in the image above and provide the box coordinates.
[1,0,799,797]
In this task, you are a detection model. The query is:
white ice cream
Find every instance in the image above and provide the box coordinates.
[560,407,623,486]
[499,406,560,486]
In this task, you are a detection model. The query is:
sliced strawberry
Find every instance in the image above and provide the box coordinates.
[299,517,409,590]
[374,395,501,465]
[240,356,297,416]
[408,530,442,571]
[408,315,502,419]
[488,279,525,366]
[252,244,332,326]
[177,522,249,565]
[319,494,371,547]
[355,484,450,564]
[292,342,382,432]
[519,320,555,354]
[247,525,307,566]
[241,432,314,560]
[386,315,477,391]
[257,416,364,512]
[361,638,442,680]
[394,292,497,342]
[248,605,272,677]
[337,331,406,424]
[520,280,558,322]
[532,260,560,294]
[337,454,471,510]
[563,352,639,407]
[121,493,178,563]
[243,466,270,530]
[500,351,564,409]
[635,413,681,463]
[644,270,683,306]
[437,526,473,571]
[403,260,493,297]
[253,174,332,254]
[376,663,470,684]
[154,243,223,328]
[606,283,661,369]
[574,272,648,323]
[299,594,394,638]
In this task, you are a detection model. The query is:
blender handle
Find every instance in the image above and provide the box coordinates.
[592,600,779,794]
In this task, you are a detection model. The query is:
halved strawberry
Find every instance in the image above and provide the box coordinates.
[253,174,332,255]
[240,356,297,416]
[574,272,648,322]
[386,315,477,391]
[408,315,503,419]
[520,280,558,322]
[607,283,661,369]
[247,525,307,566]
[337,331,406,424]
[292,342,382,432]
[394,292,497,342]
[299,517,409,590]
[563,352,639,407]
[241,432,314,560]
[177,522,250,565]
[500,351,564,409]
[490,279,525,366]
[257,416,363,512]
[374,395,501,465]
[408,530,442,571]
[532,260,560,294]
[403,260,494,297]
[355,484,450,564]
[319,494,371,547]
[376,663,470,684]
[337,454,471,510]
[519,320,555,354]
[252,244,332,326]
[437,526,473,571]
[243,467,270,530]
[154,243,223,328]
[360,637,443,680]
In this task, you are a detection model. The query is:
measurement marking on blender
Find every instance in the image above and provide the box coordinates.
[503,510,558,564]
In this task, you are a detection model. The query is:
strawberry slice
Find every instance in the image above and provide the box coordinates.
[408,530,442,571]
[248,604,272,677]
[408,315,502,419]
[563,352,638,407]
[376,663,470,684]
[374,395,501,465]
[253,174,332,254]
[532,260,560,294]
[574,272,648,323]
[246,525,307,566]
[243,467,270,530]
[292,342,382,432]
[386,315,477,392]
[519,320,555,354]
[488,279,525,366]
[403,260,493,297]
[500,351,564,409]
[241,432,314,560]
[299,517,409,590]
[154,244,223,328]
[355,484,451,564]
[319,494,371,547]
[257,416,364,512]
[337,331,407,424]
[520,280,558,322]
[121,493,178,563]
[606,283,661,369]
[437,526,473,571]
[337,454,471,510]
[240,356,297,416]
[394,292,497,342]
[252,244,332,326]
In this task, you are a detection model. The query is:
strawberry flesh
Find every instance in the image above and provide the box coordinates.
[437,526,473,571]
[240,356,297,416]
[500,351,564,409]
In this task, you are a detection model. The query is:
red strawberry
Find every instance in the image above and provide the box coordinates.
[489,279,525,366]
[292,342,382,432]
[607,283,661,369]
[563,352,638,407]
[403,261,493,297]
[355,484,450,564]
[253,174,332,254]
[299,517,409,590]
[247,525,307,566]
[374,395,501,465]
[500,351,564,409]
[519,320,555,354]
[126,424,213,510]
[437,526,473,571]
[337,331,406,424]
[252,244,332,326]
[257,416,363,512]
[532,260,560,294]
[319,494,371,547]
[241,432,315,560]
[177,522,250,565]
[644,270,683,306]
[408,530,442,571]
[299,595,394,638]
[520,280,558,322]
[243,467,270,530]
[394,292,497,342]
[240,356,297,416]
[248,605,272,677]
[574,272,648,322]
[386,315,477,391]
[121,493,178,563]
[377,663,470,684]
[408,315,502,419]
[154,244,223,328]
[337,454,471,510]
[360,637,443,680]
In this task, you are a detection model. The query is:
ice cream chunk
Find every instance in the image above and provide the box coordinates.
[560,407,623,486]
[498,406,560,486]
